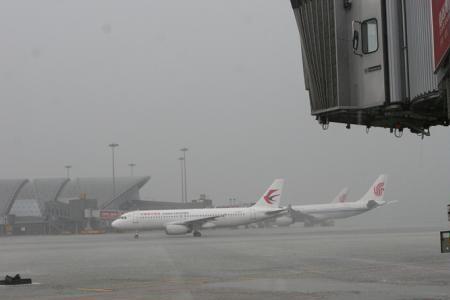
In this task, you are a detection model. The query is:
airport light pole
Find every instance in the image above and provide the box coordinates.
[64,165,72,178]
[109,143,119,199]
[180,148,188,203]
[178,157,185,203]
[128,163,136,177]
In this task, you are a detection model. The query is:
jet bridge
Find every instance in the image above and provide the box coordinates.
[290,0,450,137]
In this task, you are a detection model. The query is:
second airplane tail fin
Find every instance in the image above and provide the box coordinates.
[253,179,284,208]
[331,187,350,203]
[358,175,387,208]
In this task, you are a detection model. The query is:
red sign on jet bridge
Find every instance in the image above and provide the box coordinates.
[432,0,450,71]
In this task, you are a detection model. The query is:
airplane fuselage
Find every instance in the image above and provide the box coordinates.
[112,207,277,231]
[292,201,372,221]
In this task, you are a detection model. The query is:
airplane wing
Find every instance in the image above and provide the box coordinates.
[171,215,224,227]
[264,208,289,216]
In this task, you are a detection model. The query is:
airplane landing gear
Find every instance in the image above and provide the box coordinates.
[134,231,140,239]
[193,231,202,237]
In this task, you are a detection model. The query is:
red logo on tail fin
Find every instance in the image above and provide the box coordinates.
[264,189,280,204]
[373,182,384,197]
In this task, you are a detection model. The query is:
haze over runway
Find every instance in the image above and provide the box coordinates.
[1,226,449,300]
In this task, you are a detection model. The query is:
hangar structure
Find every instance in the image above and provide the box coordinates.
[56,176,151,210]
[0,179,29,219]
[0,176,150,234]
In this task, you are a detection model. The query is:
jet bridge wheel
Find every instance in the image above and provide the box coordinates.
[193,231,202,237]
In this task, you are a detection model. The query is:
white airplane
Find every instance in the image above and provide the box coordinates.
[275,175,389,227]
[275,187,350,227]
[112,179,285,237]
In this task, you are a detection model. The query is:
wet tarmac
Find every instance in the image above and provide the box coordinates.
[1,226,449,300]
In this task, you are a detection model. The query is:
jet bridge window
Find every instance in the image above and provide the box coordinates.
[361,19,378,54]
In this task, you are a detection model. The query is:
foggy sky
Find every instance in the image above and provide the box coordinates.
[0,0,449,227]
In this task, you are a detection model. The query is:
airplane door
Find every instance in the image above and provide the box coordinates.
[348,0,387,107]
[132,212,139,225]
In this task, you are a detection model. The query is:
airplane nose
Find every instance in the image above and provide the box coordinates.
[111,219,120,228]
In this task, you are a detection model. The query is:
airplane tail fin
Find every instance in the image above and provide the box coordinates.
[253,179,284,208]
[358,175,387,208]
[331,187,350,203]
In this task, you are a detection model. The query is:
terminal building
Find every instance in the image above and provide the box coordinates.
[0,177,212,235]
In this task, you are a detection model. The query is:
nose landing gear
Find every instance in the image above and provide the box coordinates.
[134,231,140,239]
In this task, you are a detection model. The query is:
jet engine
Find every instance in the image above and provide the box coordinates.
[366,200,379,210]
[201,222,217,229]
[275,216,294,227]
[165,224,191,235]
